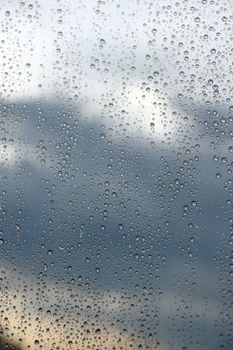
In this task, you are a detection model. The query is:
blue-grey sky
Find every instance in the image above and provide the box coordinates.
[0,1,233,349]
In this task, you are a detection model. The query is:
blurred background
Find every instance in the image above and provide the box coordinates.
[0,1,233,349]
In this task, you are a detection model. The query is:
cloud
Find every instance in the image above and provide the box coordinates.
[0,260,221,350]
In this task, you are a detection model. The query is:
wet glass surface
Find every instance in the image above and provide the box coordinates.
[0,1,233,349]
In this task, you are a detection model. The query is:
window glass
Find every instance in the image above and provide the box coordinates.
[0,1,232,349]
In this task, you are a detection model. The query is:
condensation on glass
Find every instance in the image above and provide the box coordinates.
[0,1,232,349]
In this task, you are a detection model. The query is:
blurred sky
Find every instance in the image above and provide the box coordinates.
[0,1,233,349]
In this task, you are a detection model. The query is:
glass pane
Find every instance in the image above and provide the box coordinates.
[0,1,232,349]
